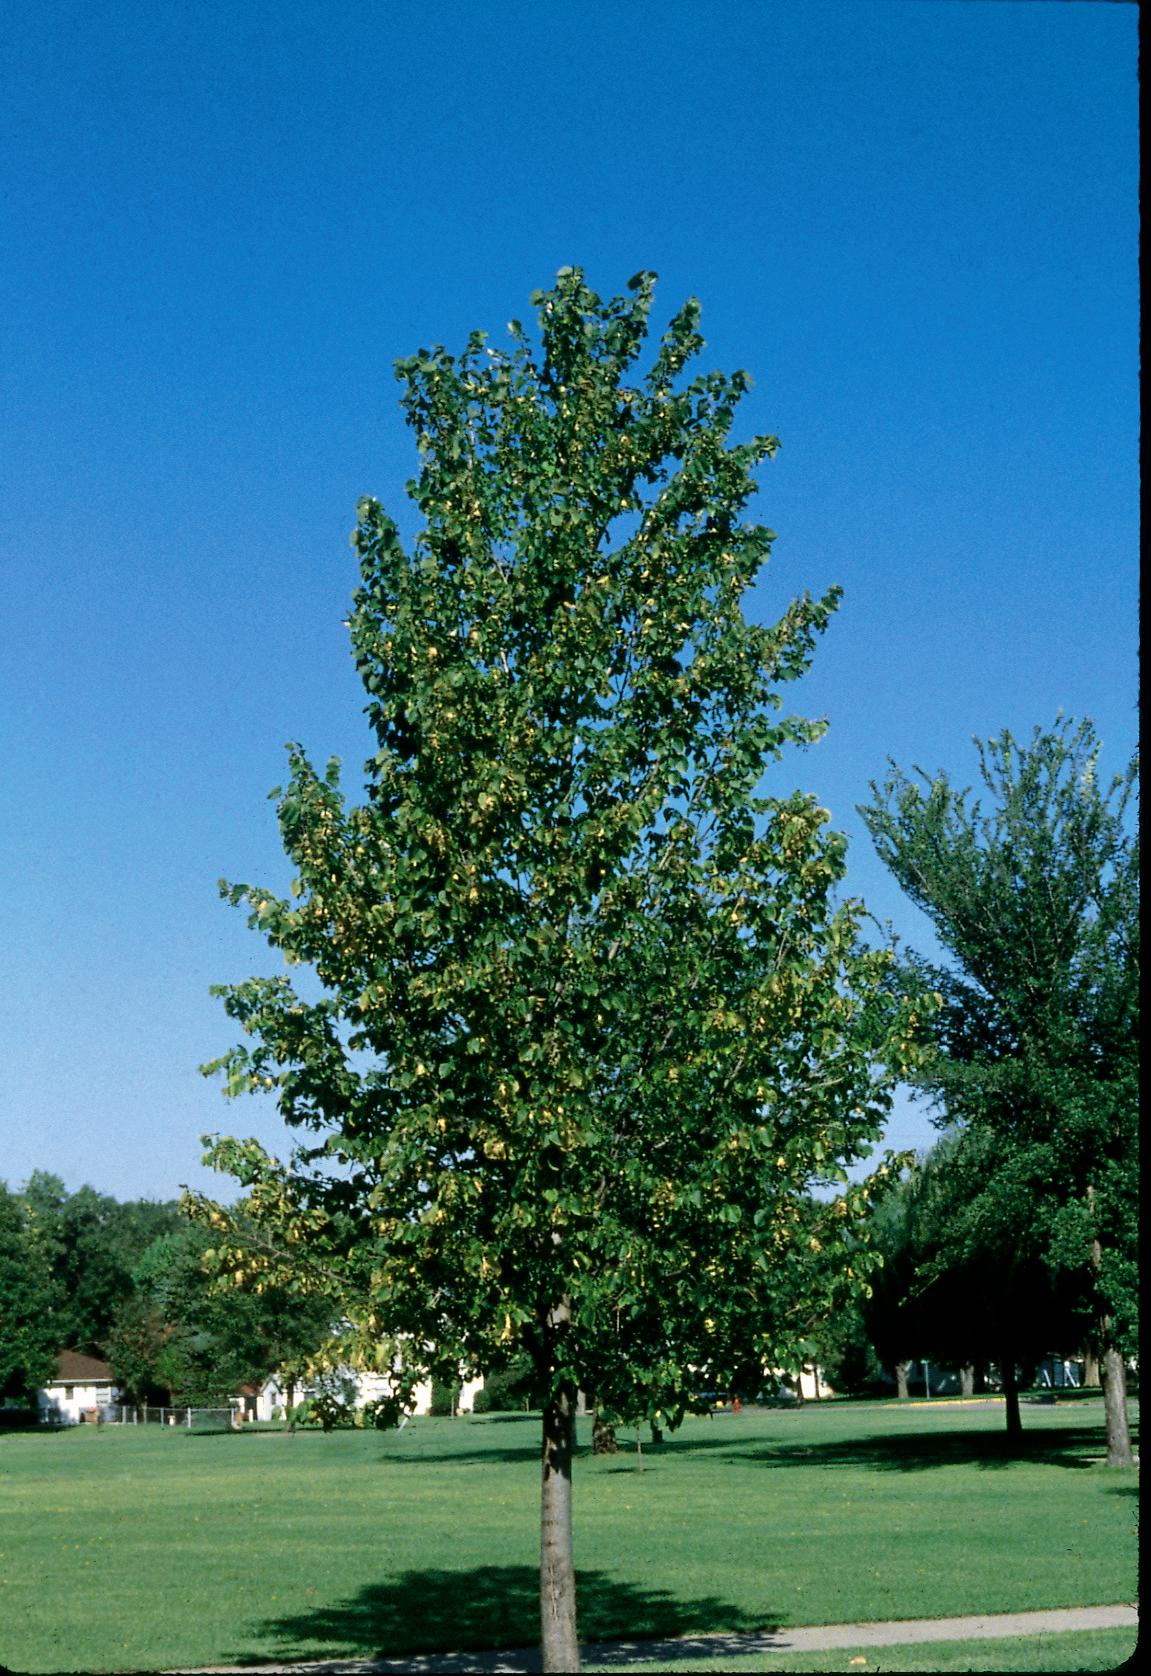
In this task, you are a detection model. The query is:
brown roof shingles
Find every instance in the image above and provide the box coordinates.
[52,1350,115,1383]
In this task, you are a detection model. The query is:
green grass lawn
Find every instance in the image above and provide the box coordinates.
[0,1398,1137,1673]
[584,1626,1138,1672]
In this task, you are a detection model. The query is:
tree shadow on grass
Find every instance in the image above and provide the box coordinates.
[385,1442,542,1468]
[714,1424,1115,1472]
[374,1424,1111,1474]
[362,1410,1133,1477]
[236,1564,769,1668]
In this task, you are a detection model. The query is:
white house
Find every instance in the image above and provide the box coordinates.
[243,1365,484,1422]
[38,1351,121,1423]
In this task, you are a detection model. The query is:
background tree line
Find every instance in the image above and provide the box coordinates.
[0,1173,329,1407]
[813,1129,1099,1401]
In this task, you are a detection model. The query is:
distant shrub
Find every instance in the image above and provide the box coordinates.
[296,1374,359,1431]
[362,1394,406,1430]
[429,1378,461,1417]
[817,1307,887,1397]
[479,1355,539,1412]
[470,1386,493,1414]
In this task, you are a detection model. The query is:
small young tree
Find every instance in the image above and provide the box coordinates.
[861,719,1138,1465]
[191,269,917,1669]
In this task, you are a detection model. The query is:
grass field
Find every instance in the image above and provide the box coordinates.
[583,1626,1138,1672]
[0,1398,1137,1673]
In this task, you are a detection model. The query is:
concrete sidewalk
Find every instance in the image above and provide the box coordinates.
[173,1603,1138,1673]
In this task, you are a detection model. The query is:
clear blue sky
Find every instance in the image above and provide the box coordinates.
[1,0,1138,1204]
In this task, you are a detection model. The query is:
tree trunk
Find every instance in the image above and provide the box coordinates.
[895,1362,910,1400]
[591,1407,618,1454]
[540,1382,580,1672]
[1082,1348,1101,1388]
[960,1364,975,1398]
[1100,1346,1135,1467]
[1001,1354,1022,1443]
[1087,1188,1133,1465]
[650,1421,663,1446]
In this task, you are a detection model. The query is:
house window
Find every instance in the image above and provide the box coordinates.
[64,1386,74,1399]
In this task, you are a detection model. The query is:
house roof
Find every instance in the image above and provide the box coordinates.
[52,1350,115,1383]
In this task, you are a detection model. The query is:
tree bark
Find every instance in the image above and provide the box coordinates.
[960,1364,975,1398]
[591,1406,618,1454]
[1100,1345,1135,1467]
[1001,1354,1022,1443]
[895,1362,910,1400]
[1082,1348,1101,1388]
[1088,1186,1134,1465]
[540,1382,580,1672]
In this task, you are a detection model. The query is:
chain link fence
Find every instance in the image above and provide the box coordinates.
[104,1404,240,1430]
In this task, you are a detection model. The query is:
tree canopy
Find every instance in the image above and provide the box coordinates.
[0,1171,328,1412]
[19,1170,183,1358]
[0,1181,59,1404]
[107,1220,332,1405]
[192,267,919,1668]
[860,717,1138,1462]
[841,1131,1094,1412]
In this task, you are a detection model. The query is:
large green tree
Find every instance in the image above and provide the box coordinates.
[107,1220,333,1406]
[861,718,1138,1465]
[20,1171,182,1357]
[847,1134,1093,1425]
[0,1182,59,1404]
[192,269,918,1670]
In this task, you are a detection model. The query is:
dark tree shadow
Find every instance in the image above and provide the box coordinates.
[373,1414,1131,1474]
[385,1441,542,1468]
[235,1564,770,1668]
[714,1424,1121,1472]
